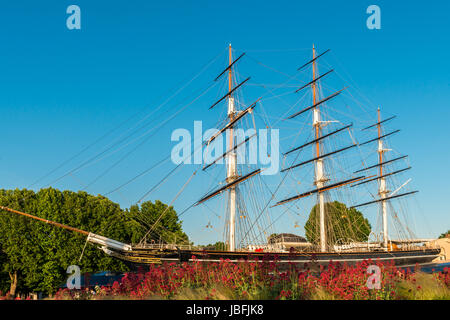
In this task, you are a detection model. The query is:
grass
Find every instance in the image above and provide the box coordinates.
[395,272,450,300]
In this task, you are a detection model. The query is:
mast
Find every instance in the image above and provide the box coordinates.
[277,46,355,251]
[199,45,259,250]
[377,108,389,249]
[312,45,327,252]
[227,44,238,251]
[351,111,417,245]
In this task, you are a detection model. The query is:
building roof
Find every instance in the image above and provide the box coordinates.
[268,233,307,244]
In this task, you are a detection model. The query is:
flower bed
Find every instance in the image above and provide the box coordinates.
[53,257,449,300]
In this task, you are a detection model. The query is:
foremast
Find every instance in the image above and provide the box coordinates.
[226,44,238,252]
[196,44,261,252]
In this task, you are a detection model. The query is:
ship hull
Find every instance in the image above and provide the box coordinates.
[111,247,441,270]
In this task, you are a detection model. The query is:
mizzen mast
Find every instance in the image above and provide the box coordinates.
[351,108,418,249]
[376,108,389,249]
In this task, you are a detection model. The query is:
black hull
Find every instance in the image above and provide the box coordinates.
[112,247,441,270]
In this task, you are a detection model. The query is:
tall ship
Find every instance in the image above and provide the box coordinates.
[0,44,440,268]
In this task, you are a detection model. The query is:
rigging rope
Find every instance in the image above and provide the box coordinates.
[138,170,197,244]
[39,50,224,189]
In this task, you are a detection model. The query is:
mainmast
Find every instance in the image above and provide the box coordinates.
[227,44,238,252]
[274,45,359,252]
[311,45,327,252]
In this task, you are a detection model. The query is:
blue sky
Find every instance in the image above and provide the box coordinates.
[0,1,448,244]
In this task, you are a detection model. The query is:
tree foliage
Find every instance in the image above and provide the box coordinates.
[439,230,449,239]
[305,201,371,245]
[202,241,226,251]
[0,188,188,296]
[125,200,189,245]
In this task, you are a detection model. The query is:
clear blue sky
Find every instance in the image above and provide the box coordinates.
[0,1,448,244]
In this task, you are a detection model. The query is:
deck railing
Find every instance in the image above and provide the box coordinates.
[133,243,197,250]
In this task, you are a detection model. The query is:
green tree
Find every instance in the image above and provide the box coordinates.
[0,188,188,296]
[268,234,277,241]
[125,200,189,245]
[439,230,449,239]
[0,188,132,296]
[203,241,226,250]
[305,201,371,245]
[0,244,9,295]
